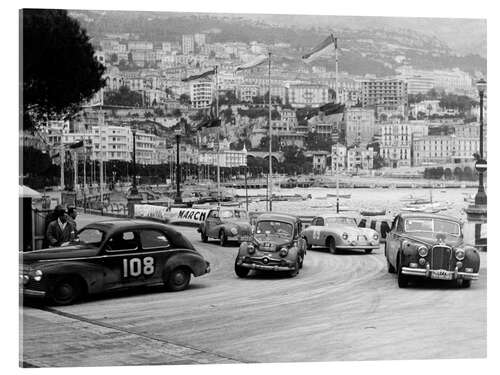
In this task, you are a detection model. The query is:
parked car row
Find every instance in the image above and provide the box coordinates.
[20,206,481,306]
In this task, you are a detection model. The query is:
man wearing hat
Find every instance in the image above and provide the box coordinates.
[45,205,76,247]
[67,205,78,232]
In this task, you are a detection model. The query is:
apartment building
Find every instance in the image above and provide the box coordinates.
[412,135,479,166]
[345,107,376,146]
[288,84,328,108]
[182,34,195,55]
[190,80,213,109]
[360,79,408,119]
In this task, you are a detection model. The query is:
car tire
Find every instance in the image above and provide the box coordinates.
[459,279,471,288]
[327,237,337,254]
[387,259,396,274]
[219,230,227,247]
[305,238,312,250]
[49,276,83,306]
[397,255,409,288]
[298,254,304,269]
[201,231,208,243]
[234,262,250,278]
[289,259,300,277]
[365,249,373,254]
[165,267,191,292]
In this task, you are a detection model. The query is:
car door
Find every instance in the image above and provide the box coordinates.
[136,229,173,285]
[312,217,325,246]
[205,209,220,238]
[386,216,402,266]
[304,218,317,245]
[101,230,144,290]
[296,220,306,256]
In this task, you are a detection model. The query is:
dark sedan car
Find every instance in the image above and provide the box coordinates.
[20,220,211,305]
[234,213,306,278]
[385,213,480,288]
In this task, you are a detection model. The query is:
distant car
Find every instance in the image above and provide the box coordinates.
[385,213,480,288]
[198,207,252,246]
[20,220,211,305]
[357,216,393,243]
[234,213,306,278]
[302,214,380,254]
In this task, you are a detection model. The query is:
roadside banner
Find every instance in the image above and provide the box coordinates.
[134,205,211,225]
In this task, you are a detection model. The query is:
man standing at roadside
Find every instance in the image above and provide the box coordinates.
[45,205,76,247]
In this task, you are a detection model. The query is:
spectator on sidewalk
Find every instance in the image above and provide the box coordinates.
[45,205,76,247]
[67,205,78,232]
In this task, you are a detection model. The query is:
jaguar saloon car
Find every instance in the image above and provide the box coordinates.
[20,220,211,305]
[385,213,480,288]
[198,207,252,246]
[302,214,380,254]
[234,213,306,277]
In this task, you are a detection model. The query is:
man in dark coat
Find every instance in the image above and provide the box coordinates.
[67,205,78,232]
[45,205,76,247]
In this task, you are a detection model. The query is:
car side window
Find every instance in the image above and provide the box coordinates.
[106,231,139,252]
[396,218,405,232]
[140,230,171,250]
[316,218,324,226]
[210,210,219,219]
[311,218,317,226]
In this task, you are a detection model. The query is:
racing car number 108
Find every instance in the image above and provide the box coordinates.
[123,257,155,278]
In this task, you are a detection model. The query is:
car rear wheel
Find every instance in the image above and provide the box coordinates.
[234,262,250,278]
[219,230,227,247]
[165,267,191,292]
[49,277,83,306]
[327,237,337,254]
[365,249,373,254]
[201,231,208,243]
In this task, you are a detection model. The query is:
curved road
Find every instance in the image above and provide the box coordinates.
[21,215,487,367]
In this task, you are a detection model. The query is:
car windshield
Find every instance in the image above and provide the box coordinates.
[255,220,293,237]
[77,228,105,247]
[220,210,234,219]
[325,217,357,227]
[404,218,460,236]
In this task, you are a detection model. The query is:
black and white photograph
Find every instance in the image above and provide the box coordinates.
[16,1,493,371]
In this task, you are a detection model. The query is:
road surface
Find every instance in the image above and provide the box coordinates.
[20,214,487,367]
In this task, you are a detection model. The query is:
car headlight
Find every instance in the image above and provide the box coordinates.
[230,227,238,235]
[279,247,289,257]
[455,248,465,261]
[247,244,255,254]
[34,269,43,282]
[373,233,379,240]
[342,232,348,240]
[418,246,428,257]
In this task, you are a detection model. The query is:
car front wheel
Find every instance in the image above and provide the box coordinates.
[327,237,337,254]
[49,277,83,306]
[235,262,250,278]
[201,231,208,243]
[165,267,191,291]
[288,259,300,277]
[219,230,227,247]
[397,256,409,288]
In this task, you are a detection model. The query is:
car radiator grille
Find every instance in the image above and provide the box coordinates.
[431,245,452,270]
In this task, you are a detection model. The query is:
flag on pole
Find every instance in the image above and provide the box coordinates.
[303,102,345,120]
[197,100,221,129]
[302,35,337,63]
[69,140,84,149]
[235,55,269,72]
[181,68,216,82]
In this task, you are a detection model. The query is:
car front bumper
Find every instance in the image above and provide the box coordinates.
[20,288,46,298]
[236,259,296,272]
[401,266,479,280]
[228,234,252,242]
[337,245,379,250]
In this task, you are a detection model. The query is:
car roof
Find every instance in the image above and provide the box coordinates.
[256,212,300,224]
[398,212,460,222]
[84,219,173,233]
[316,214,357,219]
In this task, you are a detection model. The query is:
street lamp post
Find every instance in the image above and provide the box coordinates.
[175,132,182,203]
[130,128,139,195]
[475,78,487,206]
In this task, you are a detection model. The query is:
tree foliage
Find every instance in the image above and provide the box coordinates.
[22,9,105,129]
[104,86,142,107]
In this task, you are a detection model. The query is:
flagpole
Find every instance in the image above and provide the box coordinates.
[60,143,65,191]
[334,36,340,214]
[215,65,221,205]
[268,51,273,212]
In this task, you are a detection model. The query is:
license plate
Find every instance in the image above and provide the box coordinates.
[357,235,366,241]
[431,270,453,280]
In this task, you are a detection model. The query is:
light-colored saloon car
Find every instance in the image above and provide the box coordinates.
[302,214,380,254]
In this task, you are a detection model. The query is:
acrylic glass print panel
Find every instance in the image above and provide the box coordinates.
[20,8,486,367]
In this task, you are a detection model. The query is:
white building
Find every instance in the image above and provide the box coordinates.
[378,122,428,168]
[182,34,195,55]
[412,135,480,166]
[194,33,206,48]
[190,80,213,109]
[331,144,347,171]
[289,84,328,108]
[345,107,376,146]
